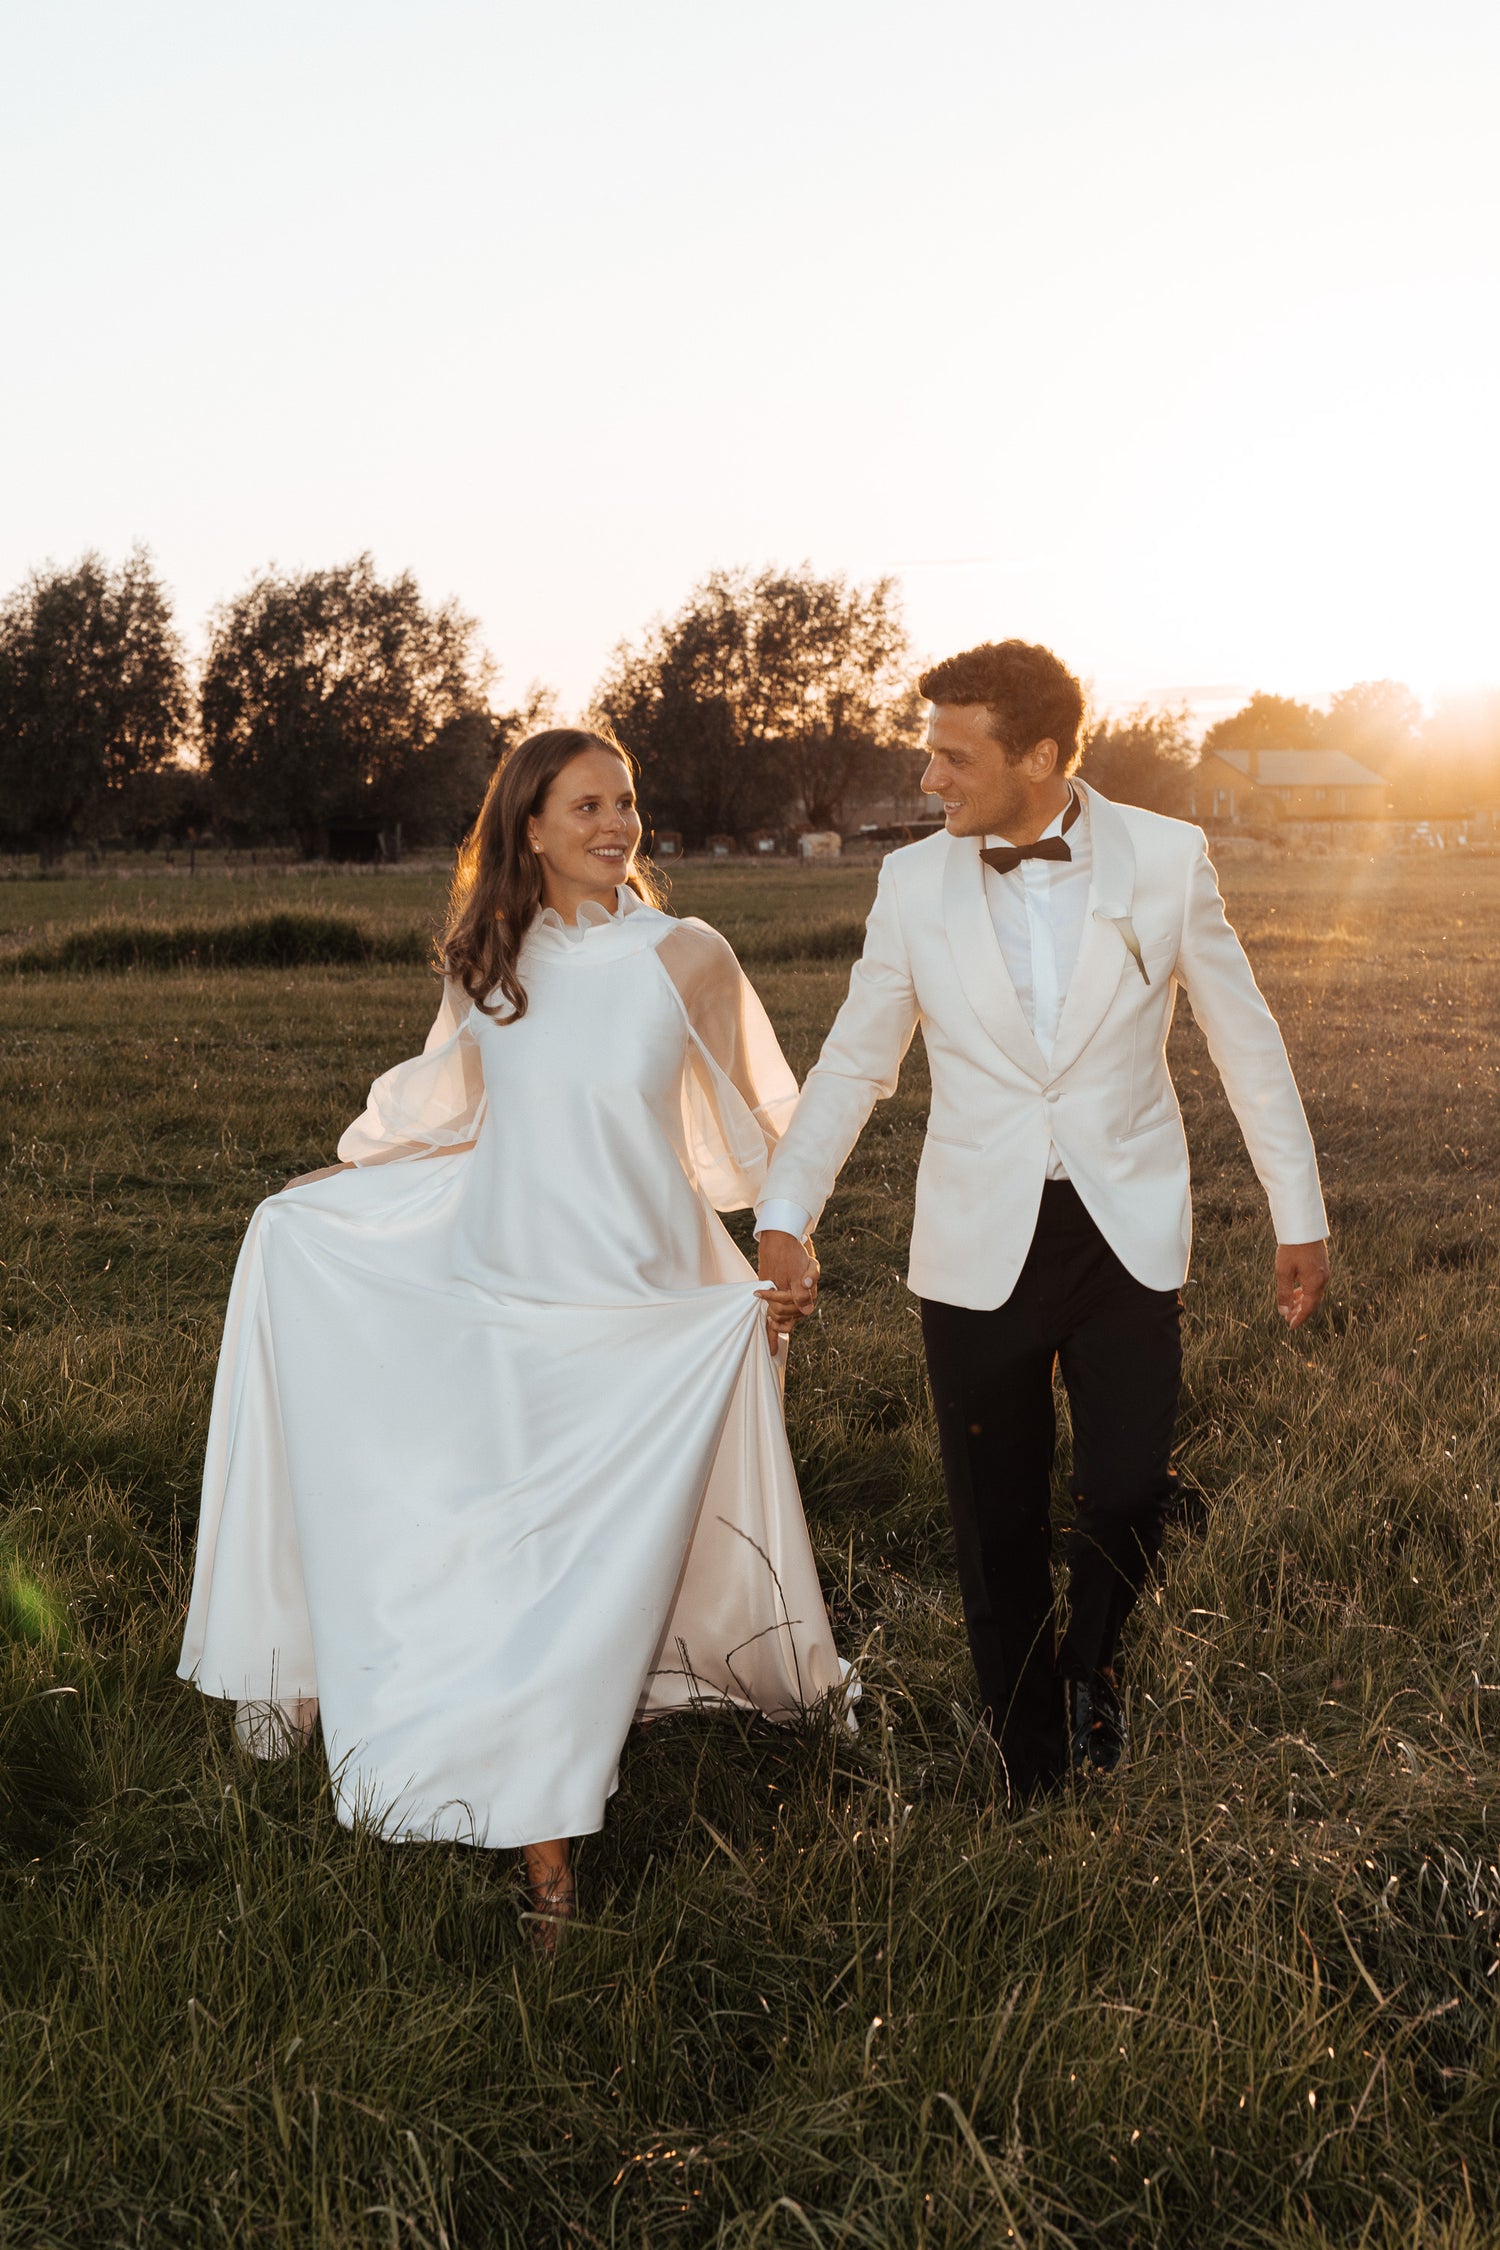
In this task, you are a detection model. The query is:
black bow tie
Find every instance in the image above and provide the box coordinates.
[981,835,1071,874]
[980,794,1081,875]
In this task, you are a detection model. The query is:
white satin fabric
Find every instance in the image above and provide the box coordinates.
[179,891,850,1849]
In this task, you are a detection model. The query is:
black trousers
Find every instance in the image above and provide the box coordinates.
[920,1180,1181,1794]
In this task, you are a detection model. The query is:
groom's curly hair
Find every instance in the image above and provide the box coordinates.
[918,640,1086,771]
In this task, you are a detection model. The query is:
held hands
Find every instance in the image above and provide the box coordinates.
[1276,1240,1330,1329]
[757,1228,820,1349]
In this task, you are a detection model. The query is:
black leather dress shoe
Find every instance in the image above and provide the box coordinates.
[1069,1672,1127,1777]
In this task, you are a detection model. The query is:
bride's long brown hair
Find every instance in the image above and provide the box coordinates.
[440,726,666,1021]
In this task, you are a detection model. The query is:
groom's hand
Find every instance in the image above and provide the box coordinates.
[758,1229,819,1344]
[1276,1240,1330,1328]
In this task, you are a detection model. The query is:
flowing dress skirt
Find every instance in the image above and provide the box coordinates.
[180,905,849,1846]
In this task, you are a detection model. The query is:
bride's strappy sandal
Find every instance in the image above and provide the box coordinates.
[523,1860,576,1957]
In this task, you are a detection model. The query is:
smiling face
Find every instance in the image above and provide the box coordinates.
[526,747,644,919]
[921,702,1070,843]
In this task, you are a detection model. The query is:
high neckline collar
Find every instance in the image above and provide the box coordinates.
[534,885,642,938]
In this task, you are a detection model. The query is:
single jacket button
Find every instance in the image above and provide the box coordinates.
[1044,1089,1059,1103]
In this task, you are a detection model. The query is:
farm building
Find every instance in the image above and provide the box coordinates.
[1187,748,1389,826]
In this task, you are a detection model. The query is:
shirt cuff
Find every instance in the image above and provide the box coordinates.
[754,1199,813,1241]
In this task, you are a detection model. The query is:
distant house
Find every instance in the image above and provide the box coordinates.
[1187,748,1389,825]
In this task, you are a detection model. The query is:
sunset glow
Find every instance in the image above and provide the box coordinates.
[1,0,1495,721]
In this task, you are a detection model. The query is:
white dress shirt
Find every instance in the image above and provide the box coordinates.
[756,789,1088,1238]
[982,789,1089,1180]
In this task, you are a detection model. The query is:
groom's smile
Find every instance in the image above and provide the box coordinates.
[922,701,1070,846]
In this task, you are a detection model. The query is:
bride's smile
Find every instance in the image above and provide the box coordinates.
[526,748,644,920]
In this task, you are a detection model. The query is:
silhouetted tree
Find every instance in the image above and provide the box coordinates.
[489,684,559,767]
[592,573,785,843]
[1078,705,1195,814]
[1320,679,1421,775]
[753,570,914,829]
[406,688,562,843]
[1200,691,1323,757]
[1322,679,1475,819]
[592,566,915,842]
[201,556,490,852]
[1419,690,1500,814]
[102,760,213,851]
[0,547,188,860]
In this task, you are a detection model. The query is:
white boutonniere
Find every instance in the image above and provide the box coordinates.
[1095,911,1150,984]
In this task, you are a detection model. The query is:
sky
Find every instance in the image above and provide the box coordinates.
[2,0,1497,733]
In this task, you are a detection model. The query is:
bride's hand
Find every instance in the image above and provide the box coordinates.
[759,1285,806,1348]
[757,1233,820,1347]
[280,1162,354,1193]
[757,1229,819,1337]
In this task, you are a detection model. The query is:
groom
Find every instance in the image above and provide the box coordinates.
[758,639,1329,1796]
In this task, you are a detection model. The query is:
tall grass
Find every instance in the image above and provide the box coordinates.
[0,908,871,977]
[1,855,1498,2246]
[4,912,430,974]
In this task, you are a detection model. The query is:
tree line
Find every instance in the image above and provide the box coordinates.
[0,551,535,862]
[2,546,1495,859]
[0,551,927,860]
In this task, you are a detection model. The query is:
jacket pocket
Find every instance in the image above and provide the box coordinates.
[1117,1106,1180,1144]
[1139,932,1180,970]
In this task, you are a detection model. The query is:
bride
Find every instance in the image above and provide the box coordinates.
[178,727,844,1945]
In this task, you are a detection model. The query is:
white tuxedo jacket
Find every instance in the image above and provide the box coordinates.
[761,782,1328,1311]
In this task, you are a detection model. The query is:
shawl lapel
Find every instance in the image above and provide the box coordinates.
[1045,780,1139,1080]
[940,833,1048,1083]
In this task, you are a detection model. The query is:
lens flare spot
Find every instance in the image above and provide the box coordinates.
[1,1566,68,1647]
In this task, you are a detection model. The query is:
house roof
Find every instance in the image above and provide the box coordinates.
[1210,749,1388,789]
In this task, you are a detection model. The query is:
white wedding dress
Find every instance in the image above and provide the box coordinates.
[179,890,850,1848]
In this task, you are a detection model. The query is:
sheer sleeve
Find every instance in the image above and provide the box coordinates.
[336,980,488,1167]
[657,921,800,1212]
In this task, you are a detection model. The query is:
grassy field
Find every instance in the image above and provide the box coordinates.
[2,851,1499,2248]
